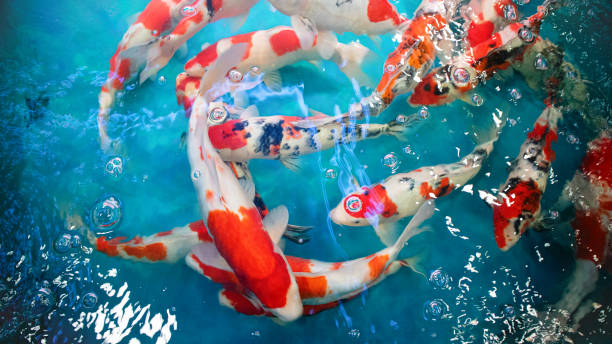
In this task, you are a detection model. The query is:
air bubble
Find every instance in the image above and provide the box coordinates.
[158,76,166,86]
[510,88,522,100]
[396,114,409,123]
[534,54,548,70]
[53,234,72,254]
[385,64,397,73]
[567,134,578,144]
[82,292,98,309]
[192,170,201,180]
[519,27,535,43]
[181,6,196,17]
[504,5,517,20]
[382,153,399,170]
[208,106,228,124]
[70,234,82,248]
[105,156,124,178]
[27,287,55,315]
[91,196,122,231]
[403,145,412,154]
[451,67,470,87]
[152,30,158,36]
[423,299,449,321]
[325,168,337,179]
[418,107,430,119]
[429,269,450,289]
[229,69,243,82]
[471,93,484,106]
[502,304,515,318]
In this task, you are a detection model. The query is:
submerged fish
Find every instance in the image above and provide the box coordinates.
[493,105,561,251]
[330,123,501,245]
[463,0,519,47]
[267,0,407,35]
[186,201,434,317]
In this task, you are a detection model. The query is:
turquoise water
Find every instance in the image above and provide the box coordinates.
[1,0,611,343]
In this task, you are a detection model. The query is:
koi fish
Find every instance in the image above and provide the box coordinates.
[185,43,303,321]
[349,0,460,118]
[493,105,562,251]
[538,129,611,340]
[463,0,518,47]
[330,123,501,245]
[267,0,407,35]
[97,0,258,149]
[186,200,435,317]
[409,4,551,107]
[203,103,414,170]
[182,26,372,100]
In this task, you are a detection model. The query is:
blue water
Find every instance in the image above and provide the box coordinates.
[1,0,611,343]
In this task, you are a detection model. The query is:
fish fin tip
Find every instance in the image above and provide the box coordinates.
[280,157,302,172]
[263,70,283,92]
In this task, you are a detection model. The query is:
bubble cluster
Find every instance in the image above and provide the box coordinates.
[105,156,124,178]
[91,195,122,231]
[27,287,55,316]
[423,299,449,321]
[504,5,517,20]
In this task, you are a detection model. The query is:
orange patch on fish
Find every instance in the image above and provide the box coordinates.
[368,254,389,279]
[123,243,167,261]
[221,289,266,315]
[190,254,242,289]
[96,237,120,256]
[135,0,172,33]
[207,207,291,309]
[155,230,173,237]
[189,220,213,242]
[287,257,313,273]
[367,0,404,25]
[208,120,249,150]
[296,275,329,299]
[270,30,301,56]
[419,177,453,199]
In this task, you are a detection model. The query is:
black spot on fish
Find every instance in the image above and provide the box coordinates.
[282,143,290,150]
[253,193,268,215]
[233,121,248,131]
[424,83,431,92]
[434,85,449,96]
[256,121,284,156]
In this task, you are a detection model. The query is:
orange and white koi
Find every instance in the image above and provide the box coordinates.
[187,43,302,321]
[409,10,547,107]
[186,201,434,317]
[181,26,371,102]
[493,105,561,251]
[200,103,412,170]
[267,0,407,35]
[330,127,500,245]
[350,0,460,118]
[97,0,258,149]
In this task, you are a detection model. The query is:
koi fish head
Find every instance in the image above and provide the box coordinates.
[330,185,398,226]
[493,178,542,251]
[410,64,476,106]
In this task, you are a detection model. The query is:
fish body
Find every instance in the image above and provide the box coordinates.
[373,0,460,109]
[186,45,303,321]
[493,106,561,251]
[182,26,371,97]
[206,111,410,163]
[186,201,435,316]
[97,0,257,149]
[330,138,496,229]
[463,0,518,47]
[268,0,406,35]
[409,6,550,107]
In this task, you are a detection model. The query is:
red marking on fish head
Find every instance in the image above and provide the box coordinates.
[367,0,404,25]
[336,184,398,225]
[230,32,255,59]
[208,120,249,150]
[270,29,301,56]
[410,71,451,106]
[493,180,541,250]
[528,122,558,161]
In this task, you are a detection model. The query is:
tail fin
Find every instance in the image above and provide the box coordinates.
[391,200,435,253]
[315,31,338,60]
[384,115,419,141]
[333,41,376,88]
[398,246,430,278]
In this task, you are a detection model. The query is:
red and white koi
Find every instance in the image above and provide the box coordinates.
[493,105,562,251]
[201,103,413,170]
[330,127,500,245]
[186,201,435,317]
[267,0,407,35]
[462,0,519,47]
[97,0,258,149]
[187,43,302,321]
[181,26,372,102]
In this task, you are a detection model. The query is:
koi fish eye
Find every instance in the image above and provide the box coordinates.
[518,27,535,43]
[450,67,470,87]
[228,69,243,82]
[208,106,228,124]
[345,196,363,213]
